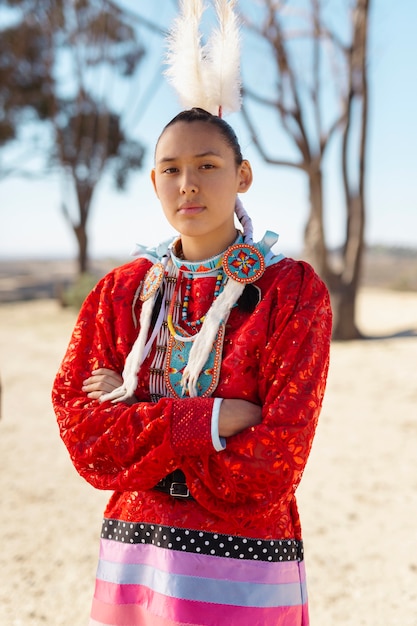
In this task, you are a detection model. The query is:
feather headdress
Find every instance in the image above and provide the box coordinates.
[164,0,241,116]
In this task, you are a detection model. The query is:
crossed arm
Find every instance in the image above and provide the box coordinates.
[82,368,262,438]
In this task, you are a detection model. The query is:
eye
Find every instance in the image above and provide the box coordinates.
[200,163,215,170]
[162,167,179,174]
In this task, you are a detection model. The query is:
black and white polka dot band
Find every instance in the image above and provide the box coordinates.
[101,519,304,562]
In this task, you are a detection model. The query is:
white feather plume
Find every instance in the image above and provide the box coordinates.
[164,0,208,111]
[164,0,242,116]
[205,0,242,115]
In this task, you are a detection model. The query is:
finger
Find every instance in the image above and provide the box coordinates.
[93,370,123,386]
[92,368,122,377]
[83,373,123,387]
[83,380,120,393]
[86,390,106,400]
[83,376,97,386]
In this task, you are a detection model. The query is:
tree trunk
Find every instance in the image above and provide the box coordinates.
[304,170,364,340]
[303,167,328,276]
[332,195,365,339]
[330,277,362,340]
[330,0,369,340]
[73,182,94,275]
[73,223,89,274]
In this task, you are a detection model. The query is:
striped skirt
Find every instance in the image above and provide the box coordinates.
[89,519,309,626]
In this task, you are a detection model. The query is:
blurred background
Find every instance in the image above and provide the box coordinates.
[1,3,417,625]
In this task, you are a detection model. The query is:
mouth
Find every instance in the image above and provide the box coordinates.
[177,203,205,215]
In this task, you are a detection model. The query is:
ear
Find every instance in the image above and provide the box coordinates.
[237,160,253,193]
[150,169,159,197]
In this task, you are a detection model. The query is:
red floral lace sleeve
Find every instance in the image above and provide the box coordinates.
[52,260,215,493]
[179,260,332,535]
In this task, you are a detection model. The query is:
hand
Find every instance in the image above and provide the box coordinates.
[82,368,124,400]
[218,399,262,438]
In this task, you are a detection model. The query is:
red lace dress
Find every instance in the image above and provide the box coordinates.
[52,251,332,626]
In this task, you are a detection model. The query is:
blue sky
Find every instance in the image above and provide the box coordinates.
[0,1,416,261]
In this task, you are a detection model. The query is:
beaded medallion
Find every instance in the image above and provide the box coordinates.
[222,244,265,284]
[140,262,165,301]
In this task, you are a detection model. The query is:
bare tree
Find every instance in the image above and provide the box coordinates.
[241,0,371,339]
[56,93,145,274]
[1,0,147,274]
[50,0,148,274]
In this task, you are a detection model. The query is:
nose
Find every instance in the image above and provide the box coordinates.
[180,170,198,195]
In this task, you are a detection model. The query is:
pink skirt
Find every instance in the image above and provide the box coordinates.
[89,519,309,626]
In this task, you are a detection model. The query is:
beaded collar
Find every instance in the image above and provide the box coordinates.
[170,232,243,275]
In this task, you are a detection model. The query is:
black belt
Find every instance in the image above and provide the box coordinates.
[153,469,194,500]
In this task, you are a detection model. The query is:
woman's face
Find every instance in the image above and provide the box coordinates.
[151,121,252,260]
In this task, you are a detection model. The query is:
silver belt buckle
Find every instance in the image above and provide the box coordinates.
[170,482,190,498]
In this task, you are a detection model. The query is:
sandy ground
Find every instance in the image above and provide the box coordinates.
[0,288,416,626]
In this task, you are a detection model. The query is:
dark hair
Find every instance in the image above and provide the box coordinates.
[157,108,243,166]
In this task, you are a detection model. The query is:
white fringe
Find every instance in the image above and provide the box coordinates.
[99,294,156,404]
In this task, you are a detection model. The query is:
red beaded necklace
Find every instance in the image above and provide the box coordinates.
[181,269,224,329]
[167,267,225,340]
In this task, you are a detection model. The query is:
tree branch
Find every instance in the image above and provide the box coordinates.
[263,4,313,162]
[240,104,306,170]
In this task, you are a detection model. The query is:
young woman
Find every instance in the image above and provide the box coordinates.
[52,107,332,626]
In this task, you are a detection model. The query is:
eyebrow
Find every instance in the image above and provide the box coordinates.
[157,151,222,165]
